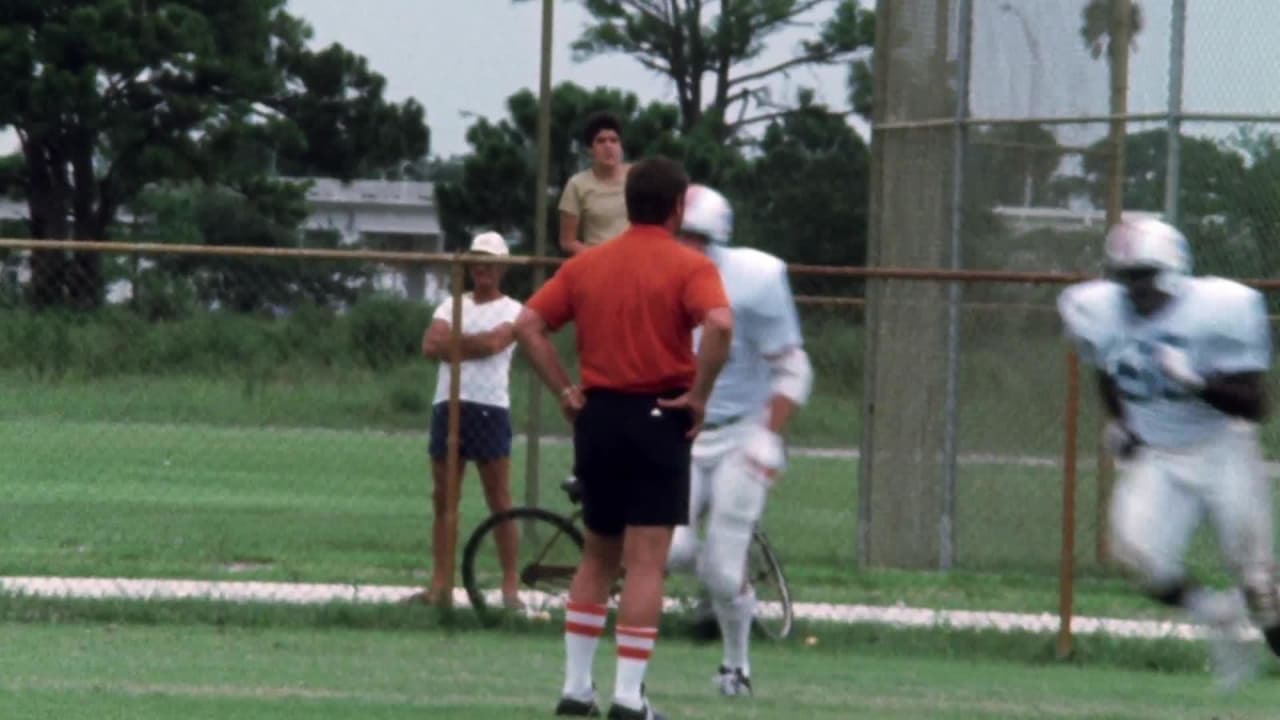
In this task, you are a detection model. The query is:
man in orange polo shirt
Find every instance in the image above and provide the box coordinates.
[514,156,734,720]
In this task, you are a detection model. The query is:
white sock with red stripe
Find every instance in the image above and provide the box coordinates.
[563,600,608,700]
[614,625,658,710]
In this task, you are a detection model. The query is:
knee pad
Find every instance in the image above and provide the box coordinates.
[697,449,769,600]
[696,527,751,601]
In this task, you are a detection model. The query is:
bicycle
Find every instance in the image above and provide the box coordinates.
[460,476,794,641]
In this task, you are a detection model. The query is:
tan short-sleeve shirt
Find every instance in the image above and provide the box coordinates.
[559,167,630,246]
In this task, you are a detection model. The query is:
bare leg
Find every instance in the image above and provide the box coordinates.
[476,457,519,599]
[429,458,467,601]
[570,529,625,605]
[560,529,624,702]
[617,526,675,628]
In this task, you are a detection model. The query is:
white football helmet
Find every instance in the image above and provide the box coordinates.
[1103,217,1191,294]
[681,184,733,245]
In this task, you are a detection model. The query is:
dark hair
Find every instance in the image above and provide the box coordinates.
[625,156,689,226]
[582,112,622,146]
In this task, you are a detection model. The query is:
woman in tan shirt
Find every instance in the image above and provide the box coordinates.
[558,112,631,255]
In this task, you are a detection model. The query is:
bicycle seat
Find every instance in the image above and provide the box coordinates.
[561,475,583,505]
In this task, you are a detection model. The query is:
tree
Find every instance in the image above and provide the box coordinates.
[435,82,742,253]
[0,0,427,309]
[967,124,1063,210]
[1081,129,1245,222]
[730,90,869,291]
[1080,0,1144,59]
[1225,131,1280,279]
[562,0,875,138]
[126,180,369,318]
[1081,0,1143,230]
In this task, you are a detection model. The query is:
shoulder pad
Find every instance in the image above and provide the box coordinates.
[720,247,789,305]
[1057,279,1124,365]
[1187,276,1263,313]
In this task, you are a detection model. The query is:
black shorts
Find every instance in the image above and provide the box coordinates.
[429,401,512,462]
[573,388,693,536]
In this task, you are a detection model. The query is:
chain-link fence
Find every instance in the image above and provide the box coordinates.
[865,0,1280,579]
[10,237,1280,655]
[0,242,1067,578]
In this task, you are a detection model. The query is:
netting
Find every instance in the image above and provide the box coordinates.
[0,246,813,617]
[866,0,1280,579]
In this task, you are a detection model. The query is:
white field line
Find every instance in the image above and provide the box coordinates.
[0,575,1254,643]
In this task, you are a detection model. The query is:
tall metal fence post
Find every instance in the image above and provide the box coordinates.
[523,0,555,511]
[1163,0,1187,227]
[940,0,974,571]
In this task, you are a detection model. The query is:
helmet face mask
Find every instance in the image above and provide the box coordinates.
[1108,266,1170,317]
[1103,218,1190,317]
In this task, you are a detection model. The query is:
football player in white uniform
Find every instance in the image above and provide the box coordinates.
[665,185,813,697]
[1058,217,1280,687]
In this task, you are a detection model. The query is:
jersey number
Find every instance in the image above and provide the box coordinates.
[1113,337,1191,403]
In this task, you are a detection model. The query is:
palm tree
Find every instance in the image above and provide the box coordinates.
[1081,0,1144,226]
[1080,0,1144,59]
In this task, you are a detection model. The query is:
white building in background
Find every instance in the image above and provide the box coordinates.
[295,177,447,304]
[0,177,449,305]
[991,204,1163,234]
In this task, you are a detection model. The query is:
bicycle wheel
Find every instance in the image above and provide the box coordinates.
[461,507,584,624]
[747,529,793,641]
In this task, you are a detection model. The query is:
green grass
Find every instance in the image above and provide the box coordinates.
[0,347,1269,622]
[0,367,863,447]
[0,412,1222,621]
[3,619,1280,719]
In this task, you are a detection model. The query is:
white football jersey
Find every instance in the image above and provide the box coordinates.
[1058,276,1271,448]
[694,245,804,425]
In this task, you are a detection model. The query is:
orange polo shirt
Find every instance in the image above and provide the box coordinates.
[526,224,729,393]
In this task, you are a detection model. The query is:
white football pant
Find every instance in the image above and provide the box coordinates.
[1109,421,1278,623]
[667,416,770,600]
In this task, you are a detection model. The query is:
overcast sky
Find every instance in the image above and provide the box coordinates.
[285,0,856,158]
[2,1,1278,158]
[285,0,1280,157]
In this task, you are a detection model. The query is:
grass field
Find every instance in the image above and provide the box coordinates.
[10,316,1280,716]
[4,618,1280,719]
[1,408,1255,621]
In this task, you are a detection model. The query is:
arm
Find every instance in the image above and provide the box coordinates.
[1097,371,1125,421]
[689,307,733,405]
[513,308,573,393]
[559,211,588,256]
[755,269,812,436]
[1197,372,1267,422]
[1154,343,1269,421]
[1096,371,1143,459]
[558,177,589,256]
[422,319,515,361]
[761,346,813,434]
[1156,290,1270,422]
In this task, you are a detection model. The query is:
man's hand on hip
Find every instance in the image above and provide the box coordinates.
[559,385,585,424]
[657,391,708,438]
